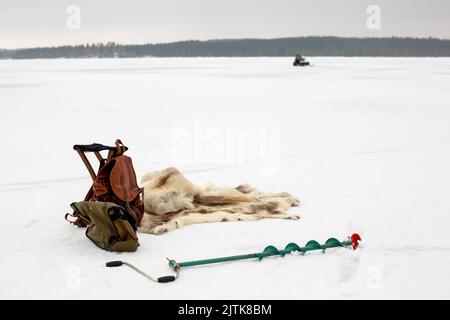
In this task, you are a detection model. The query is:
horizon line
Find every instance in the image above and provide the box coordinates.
[3,35,450,51]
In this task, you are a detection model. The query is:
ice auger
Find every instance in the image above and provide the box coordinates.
[106,233,361,283]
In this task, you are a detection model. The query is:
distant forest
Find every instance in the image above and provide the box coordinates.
[2,37,450,59]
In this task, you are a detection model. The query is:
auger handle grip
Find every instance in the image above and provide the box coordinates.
[106,261,123,267]
[157,276,176,283]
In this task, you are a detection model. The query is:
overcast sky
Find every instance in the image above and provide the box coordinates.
[1,0,449,49]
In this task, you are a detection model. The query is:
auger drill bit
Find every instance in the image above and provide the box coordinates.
[168,233,362,275]
[106,233,361,283]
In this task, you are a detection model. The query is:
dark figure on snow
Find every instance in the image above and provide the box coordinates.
[293,54,310,66]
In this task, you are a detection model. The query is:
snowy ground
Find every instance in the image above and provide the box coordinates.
[1,57,450,299]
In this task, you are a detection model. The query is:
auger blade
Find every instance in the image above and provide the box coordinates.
[284,242,302,253]
[258,245,281,260]
[168,234,362,276]
[304,240,322,251]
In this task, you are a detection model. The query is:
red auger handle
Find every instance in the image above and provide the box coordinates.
[350,233,362,250]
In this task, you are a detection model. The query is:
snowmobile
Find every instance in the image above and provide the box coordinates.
[293,54,311,67]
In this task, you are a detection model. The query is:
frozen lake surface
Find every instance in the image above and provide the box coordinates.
[1,57,450,299]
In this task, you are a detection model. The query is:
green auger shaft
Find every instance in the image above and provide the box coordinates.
[168,234,361,271]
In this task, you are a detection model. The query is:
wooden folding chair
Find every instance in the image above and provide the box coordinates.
[72,141,128,202]
[67,139,144,227]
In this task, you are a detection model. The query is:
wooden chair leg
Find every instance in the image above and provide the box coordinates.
[107,150,113,161]
[94,151,104,162]
[75,148,97,181]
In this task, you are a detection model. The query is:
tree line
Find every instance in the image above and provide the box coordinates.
[1,37,450,59]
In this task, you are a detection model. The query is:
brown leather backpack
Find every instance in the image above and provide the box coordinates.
[65,139,144,229]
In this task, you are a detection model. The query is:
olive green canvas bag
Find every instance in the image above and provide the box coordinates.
[70,201,139,252]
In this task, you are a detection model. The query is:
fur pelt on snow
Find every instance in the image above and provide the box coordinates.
[138,167,300,235]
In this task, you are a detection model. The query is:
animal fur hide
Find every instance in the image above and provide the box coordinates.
[138,167,300,235]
